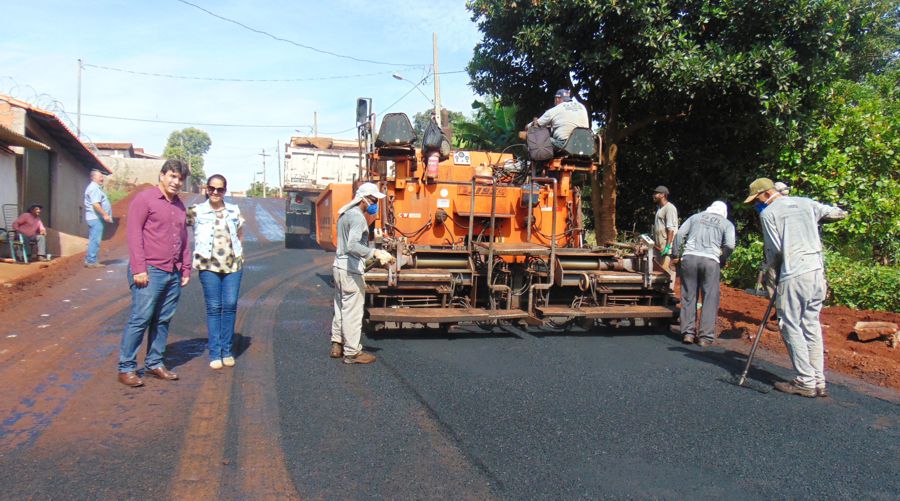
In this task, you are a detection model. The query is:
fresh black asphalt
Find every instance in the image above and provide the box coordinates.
[276,246,899,499]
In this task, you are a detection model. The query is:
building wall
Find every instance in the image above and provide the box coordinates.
[26,121,92,237]
[102,157,165,187]
[0,149,16,212]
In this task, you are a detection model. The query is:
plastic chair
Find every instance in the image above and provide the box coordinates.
[1,204,29,263]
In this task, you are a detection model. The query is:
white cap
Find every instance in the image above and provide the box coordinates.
[706,201,728,218]
[338,182,386,215]
[773,181,790,195]
[355,182,385,199]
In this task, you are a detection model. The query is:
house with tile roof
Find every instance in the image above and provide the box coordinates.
[0,94,111,255]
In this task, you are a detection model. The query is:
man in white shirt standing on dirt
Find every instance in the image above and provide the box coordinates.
[84,169,113,268]
[745,177,846,398]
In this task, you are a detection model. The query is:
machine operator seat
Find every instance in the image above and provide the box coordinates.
[375,113,418,154]
[558,127,596,158]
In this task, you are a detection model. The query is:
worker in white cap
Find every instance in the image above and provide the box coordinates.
[330,182,393,364]
[671,201,736,346]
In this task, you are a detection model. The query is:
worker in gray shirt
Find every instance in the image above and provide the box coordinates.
[652,185,678,272]
[330,182,393,365]
[672,201,736,346]
[744,178,847,398]
[533,89,590,148]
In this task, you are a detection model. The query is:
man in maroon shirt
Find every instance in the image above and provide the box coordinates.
[11,203,47,260]
[117,159,192,387]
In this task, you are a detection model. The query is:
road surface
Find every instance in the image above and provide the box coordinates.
[0,196,896,499]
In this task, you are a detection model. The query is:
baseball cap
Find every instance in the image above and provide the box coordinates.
[555,89,572,101]
[744,178,775,203]
[355,182,385,199]
[27,202,43,211]
[653,185,669,195]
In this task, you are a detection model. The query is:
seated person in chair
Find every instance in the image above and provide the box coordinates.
[12,203,48,260]
[532,88,590,149]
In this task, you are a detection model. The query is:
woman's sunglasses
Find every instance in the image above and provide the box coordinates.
[208,186,227,194]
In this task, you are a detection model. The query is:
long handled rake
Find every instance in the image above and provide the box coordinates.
[722,290,778,393]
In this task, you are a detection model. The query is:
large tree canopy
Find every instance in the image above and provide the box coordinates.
[467,0,896,242]
[163,127,212,183]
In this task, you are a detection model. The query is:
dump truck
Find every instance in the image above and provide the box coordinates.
[316,100,676,333]
[283,137,361,248]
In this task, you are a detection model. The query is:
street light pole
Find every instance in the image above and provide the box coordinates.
[392,73,434,109]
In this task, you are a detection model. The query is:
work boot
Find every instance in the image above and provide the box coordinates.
[343,352,376,365]
[773,381,816,398]
[682,334,696,344]
[816,385,828,398]
[330,342,343,358]
[117,371,143,387]
[697,338,713,348]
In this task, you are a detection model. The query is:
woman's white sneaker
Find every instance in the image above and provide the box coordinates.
[210,359,223,370]
[223,356,235,367]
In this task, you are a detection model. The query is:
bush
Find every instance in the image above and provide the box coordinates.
[106,188,129,204]
[721,237,764,290]
[824,254,900,312]
[722,237,900,312]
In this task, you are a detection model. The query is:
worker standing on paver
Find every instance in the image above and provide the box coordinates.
[672,201,736,347]
[744,178,847,398]
[652,185,678,272]
[330,182,393,365]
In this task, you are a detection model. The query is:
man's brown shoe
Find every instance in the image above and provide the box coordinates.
[682,334,696,344]
[343,352,376,365]
[330,342,343,358]
[118,371,144,387]
[144,366,179,380]
[816,386,828,398]
[774,381,816,398]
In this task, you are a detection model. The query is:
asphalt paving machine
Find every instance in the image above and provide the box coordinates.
[316,99,675,332]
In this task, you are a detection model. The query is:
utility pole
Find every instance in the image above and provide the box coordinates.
[259,149,270,198]
[313,112,318,138]
[76,59,82,138]
[276,140,283,198]
[432,33,441,124]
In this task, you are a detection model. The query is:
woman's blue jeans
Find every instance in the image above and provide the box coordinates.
[199,269,243,361]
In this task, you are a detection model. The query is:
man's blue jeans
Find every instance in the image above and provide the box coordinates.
[199,269,243,361]
[118,266,182,372]
[85,219,104,264]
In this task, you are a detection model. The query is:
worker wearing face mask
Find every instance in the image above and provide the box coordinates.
[744,178,847,398]
[330,182,394,364]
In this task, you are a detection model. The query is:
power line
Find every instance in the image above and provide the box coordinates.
[81,63,406,83]
[174,0,424,67]
[320,73,442,136]
[81,112,309,129]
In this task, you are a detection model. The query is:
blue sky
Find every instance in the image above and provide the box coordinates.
[0,0,485,190]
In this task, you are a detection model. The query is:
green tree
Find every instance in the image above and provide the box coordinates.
[452,98,520,151]
[466,0,897,243]
[247,181,281,198]
[163,127,212,185]
[777,68,900,265]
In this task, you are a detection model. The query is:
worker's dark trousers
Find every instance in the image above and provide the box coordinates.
[679,255,721,341]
